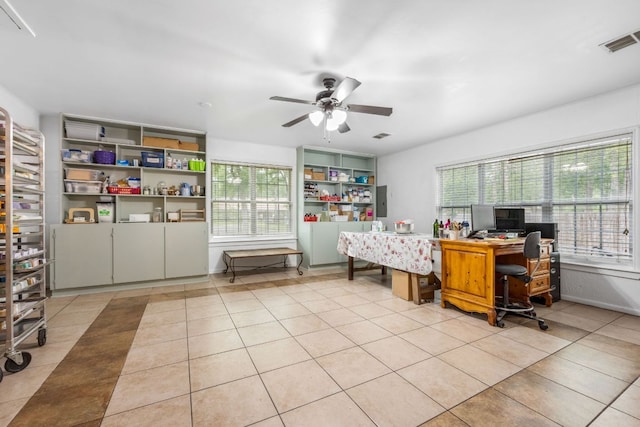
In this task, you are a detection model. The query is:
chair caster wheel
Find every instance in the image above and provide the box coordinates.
[538,321,548,331]
[496,320,505,328]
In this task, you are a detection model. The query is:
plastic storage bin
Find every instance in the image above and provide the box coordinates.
[61,149,93,163]
[64,120,105,140]
[141,152,164,168]
[64,168,103,181]
[64,180,103,193]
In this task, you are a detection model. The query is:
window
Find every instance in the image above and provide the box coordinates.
[437,132,634,266]
[211,162,292,237]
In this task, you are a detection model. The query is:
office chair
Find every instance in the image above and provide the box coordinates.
[494,231,549,330]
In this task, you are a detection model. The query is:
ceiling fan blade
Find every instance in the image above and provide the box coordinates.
[347,104,393,116]
[282,114,309,127]
[338,122,350,134]
[270,96,315,105]
[331,77,361,103]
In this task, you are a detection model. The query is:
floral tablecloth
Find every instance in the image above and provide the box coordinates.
[337,231,433,275]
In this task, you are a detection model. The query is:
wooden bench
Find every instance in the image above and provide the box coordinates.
[222,247,304,283]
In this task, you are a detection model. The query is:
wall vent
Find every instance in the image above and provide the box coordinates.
[601,29,640,53]
[373,133,391,139]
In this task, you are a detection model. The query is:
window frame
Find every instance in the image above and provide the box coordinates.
[210,161,294,239]
[436,128,638,271]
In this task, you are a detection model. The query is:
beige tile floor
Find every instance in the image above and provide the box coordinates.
[2,266,640,426]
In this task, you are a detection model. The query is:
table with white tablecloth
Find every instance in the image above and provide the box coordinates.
[337,231,433,280]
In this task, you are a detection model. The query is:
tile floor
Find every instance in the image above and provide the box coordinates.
[1,267,640,426]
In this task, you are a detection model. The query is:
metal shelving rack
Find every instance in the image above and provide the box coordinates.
[0,106,48,383]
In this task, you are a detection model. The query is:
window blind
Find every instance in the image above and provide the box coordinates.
[436,133,633,265]
[211,162,292,237]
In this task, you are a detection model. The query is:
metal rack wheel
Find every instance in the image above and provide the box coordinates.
[38,329,47,346]
[496,320,505,328]
[5,352,32,373]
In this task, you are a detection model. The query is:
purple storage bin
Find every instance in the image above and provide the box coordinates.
[94,150,116,165]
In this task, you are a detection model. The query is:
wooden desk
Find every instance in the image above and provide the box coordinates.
[440,238,552,326]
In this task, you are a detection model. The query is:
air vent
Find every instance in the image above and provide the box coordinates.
[373,133,391,139]
[601,29,640,53]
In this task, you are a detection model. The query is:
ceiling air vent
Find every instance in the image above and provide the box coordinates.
[373,133,391,139]
[601,30,640,53]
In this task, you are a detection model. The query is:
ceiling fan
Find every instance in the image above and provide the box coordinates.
[270,76,392,137]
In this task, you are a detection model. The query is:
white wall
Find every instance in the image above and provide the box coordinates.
[0,84,39,128]
[207,138,298,273]
[378,83,640,315]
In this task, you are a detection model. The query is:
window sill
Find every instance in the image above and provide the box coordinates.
[561,259,640,280]
[210,235,297,245]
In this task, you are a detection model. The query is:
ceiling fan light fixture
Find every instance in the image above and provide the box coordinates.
[325,117,340,132]
[309,111,324,126]
[331,110,347,125]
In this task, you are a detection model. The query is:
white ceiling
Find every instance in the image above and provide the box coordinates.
[2,0,640,155]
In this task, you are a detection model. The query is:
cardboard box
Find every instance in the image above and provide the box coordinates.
[365,207,374,221]
[304,168,313,179]
[178,141,199,151]
[143,136,179,149]
[369,176,375,185]
[312,171,325,180]
[392,270,413,301]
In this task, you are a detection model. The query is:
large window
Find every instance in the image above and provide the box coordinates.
[211,162,292,237]
[437,133,634,266]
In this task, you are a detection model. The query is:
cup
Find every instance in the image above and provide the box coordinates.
[448,230,460,240]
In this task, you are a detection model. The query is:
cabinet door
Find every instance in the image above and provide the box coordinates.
[165,222,209,278]
[51,225,113,289]
[310,222,340,265]
[113,223,165,283]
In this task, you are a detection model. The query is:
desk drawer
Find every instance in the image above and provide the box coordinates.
[529,274,550,295]
[528,258,550,275]
[539,244,550,258]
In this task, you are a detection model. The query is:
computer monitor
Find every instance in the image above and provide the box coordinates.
[469,204,495,237]
[494,207,526,235]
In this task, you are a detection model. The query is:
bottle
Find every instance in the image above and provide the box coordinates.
[166,153,172,169]
[175,158,181,170]
[433,219,439,237]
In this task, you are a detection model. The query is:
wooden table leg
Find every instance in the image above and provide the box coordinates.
[348,256,354,280]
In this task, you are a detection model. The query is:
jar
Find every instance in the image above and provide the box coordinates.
[152,207,163,223]
[143,185,151,195]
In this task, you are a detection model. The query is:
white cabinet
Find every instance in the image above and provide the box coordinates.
[165,222,208,278]
[49,225,113,289]
[298,146,376,221]
[297,146,376,267]
[113,224,164,283]
[50,223,209,292]
[60,114,206,223]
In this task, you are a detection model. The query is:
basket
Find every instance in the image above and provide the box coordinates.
[94,150,116,165]
[107,186,141,195]
[355,176,369,184]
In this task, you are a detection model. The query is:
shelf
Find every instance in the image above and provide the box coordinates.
[1,106,48,372]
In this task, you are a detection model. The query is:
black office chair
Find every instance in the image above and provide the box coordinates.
[494,231,548,330]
